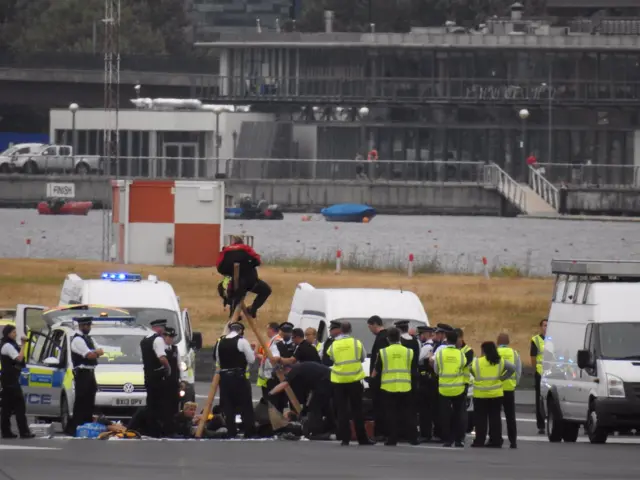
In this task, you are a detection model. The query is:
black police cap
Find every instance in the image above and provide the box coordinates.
[229,322,245,332]
[394,320,410,328]
[74,316,93,325]
[150,319,168,328]
[164,327,177,337]
[329,321,342,330]
[417,325,435,334]
[279,322,294,333]
[435,323,454,333]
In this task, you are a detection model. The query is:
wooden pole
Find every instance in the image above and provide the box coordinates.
[194,372,220,438]
[237,302,302,415]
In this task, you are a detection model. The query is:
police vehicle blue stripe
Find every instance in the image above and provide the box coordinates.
[52,370,64,387]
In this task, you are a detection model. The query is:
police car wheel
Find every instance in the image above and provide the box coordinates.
[60,396,70,433]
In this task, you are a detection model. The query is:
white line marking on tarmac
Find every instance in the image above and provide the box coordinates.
[513,417,536,423]
[517,435,640,444]
[0,445,61,450]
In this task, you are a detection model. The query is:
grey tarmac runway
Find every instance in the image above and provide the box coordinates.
[1,416,640,480]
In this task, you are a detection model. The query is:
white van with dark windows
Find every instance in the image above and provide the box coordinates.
[541,259,640,444]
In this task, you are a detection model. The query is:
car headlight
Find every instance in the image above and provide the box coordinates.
[606,374,625,398]
[180,361,188,372]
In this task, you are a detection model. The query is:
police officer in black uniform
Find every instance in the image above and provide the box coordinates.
[279,322,296,357]
[416,325,437,442]
[320,321,342,367]
[0,325,33,439]
[140,319,171,437]
[163,327,181,418]
[65,316,104,435]
[215,323,256,438]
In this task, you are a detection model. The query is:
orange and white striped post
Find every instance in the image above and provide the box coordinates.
[482,256,490,279]
[335,249,342,274]
[25,238,31,258]
[408,253,414,277]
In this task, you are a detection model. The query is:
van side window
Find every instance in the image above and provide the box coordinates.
[584,324,593,350]
[317,321,326,342]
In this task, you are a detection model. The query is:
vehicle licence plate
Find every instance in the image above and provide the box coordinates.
[112,398,145,407]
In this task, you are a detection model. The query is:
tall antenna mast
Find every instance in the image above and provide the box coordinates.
[102,0,121,262]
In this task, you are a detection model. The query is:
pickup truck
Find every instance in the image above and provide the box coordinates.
[10,144,103,174]
[0,143,47,173]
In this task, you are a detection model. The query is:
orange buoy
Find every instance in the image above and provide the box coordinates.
[362,217,370,223]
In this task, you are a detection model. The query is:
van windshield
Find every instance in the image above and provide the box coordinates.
[122,308,181,343]
[334,318,426,355]
[92,334,145,365]
[598,323,640,360]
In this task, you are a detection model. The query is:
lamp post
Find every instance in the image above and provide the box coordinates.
[518,108,529,172]
[212,106,231,176]
[541,64,552,163]
[69,103,79,167]
[358,106,370,153]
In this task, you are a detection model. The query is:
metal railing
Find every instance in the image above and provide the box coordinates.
[200,76,640,103]
[534,163,640,188]
[484,163,527,213]
[0,157,488,183]
[528,166,559,211]
[0,51,220,74]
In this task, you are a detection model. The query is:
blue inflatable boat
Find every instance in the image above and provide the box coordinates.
[320,204,376,223]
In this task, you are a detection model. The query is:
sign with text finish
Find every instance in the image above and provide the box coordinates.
[46,183,75,198]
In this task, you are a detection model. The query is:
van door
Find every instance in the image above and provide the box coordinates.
[15,304,46,336]
[575,323,598,420]
[182,309,196,382]
[22,331,65,416]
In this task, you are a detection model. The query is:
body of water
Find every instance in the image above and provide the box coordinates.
[1,209,638,275]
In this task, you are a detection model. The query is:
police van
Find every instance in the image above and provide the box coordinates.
[17,309,151,431]
[287,283,474,423]
[17,271,202,403]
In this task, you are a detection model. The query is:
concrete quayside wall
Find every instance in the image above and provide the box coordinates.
[1,175,639,216]
[0,175,508,216]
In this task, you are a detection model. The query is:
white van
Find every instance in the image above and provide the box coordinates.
[541,259,640,444]
[17,271,203,402]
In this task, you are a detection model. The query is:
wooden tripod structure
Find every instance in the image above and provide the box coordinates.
[195,264,302,438]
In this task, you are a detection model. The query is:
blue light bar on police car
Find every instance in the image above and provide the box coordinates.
[101,272,142,281]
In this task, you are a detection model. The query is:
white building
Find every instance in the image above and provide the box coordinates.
[49,106,274,178]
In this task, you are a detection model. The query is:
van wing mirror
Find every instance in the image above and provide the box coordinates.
[577,349,593,370]
[43,357,61,367]
[191,332,203,350]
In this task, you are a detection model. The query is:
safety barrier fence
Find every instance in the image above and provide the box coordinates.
[528,166,559,211]
[533,163,640,188]
[0,157,489,183]
[483,164,527,213]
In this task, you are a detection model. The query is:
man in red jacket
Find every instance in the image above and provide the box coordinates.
[216,236,271,318]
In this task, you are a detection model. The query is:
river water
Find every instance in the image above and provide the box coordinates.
[1,209,638,275]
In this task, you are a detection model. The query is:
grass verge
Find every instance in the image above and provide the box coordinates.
[0,258,553,355]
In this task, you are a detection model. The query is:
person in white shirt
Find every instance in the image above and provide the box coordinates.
[1,325,33,439]
[215,323,256,438]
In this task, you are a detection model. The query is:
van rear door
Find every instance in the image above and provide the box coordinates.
[15,304,46,336]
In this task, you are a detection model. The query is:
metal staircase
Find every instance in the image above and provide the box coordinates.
[485,163,559,216]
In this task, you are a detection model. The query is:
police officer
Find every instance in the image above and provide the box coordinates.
[0,325,33,439]
[327,322,374,446]
[163,327,181,417]
[531,318,547,434]
[497,333,522,448]
[367,315,389,440]
[215,322,256,438]
[372,327,418,446]
[455,328,474,391]
[140,319,171,437]
[320,321,342,367]
[279,322,296,357]
[416,325,436,441]
[395,320,420,440]
[65,316,104,435]
[432,329,466,447]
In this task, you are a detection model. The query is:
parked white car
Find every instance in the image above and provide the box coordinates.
[11,144,102,174]
[0,143,46,173]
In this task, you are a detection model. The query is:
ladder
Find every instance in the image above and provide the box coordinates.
[551,259,640,304]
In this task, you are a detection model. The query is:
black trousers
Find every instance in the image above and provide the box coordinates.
[264,377,287,413]
[473,397,503,446]
[418,379,437,439]
[1,384,30,436]
[307,388,334,436]
[145,378,168,437]
[229,278,272,317]
[502,390,517,445]
[382,391,417,445]
[368,379,387,437]
[67,369,97,435]
[332,382,368,444]
[165,379,180,419]
[438,392,466,444]
[535,372,545,429]
[219,371,255,437]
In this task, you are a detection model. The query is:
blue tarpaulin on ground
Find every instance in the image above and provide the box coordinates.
[0,132,49,152]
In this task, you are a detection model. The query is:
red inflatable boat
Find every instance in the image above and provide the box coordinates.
[37,200,93,215]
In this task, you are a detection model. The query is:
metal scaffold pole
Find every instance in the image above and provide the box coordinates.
[102,0,121,262]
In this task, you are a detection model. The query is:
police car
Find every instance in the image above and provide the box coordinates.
[19,310,151,431]
[17,271,202,403]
